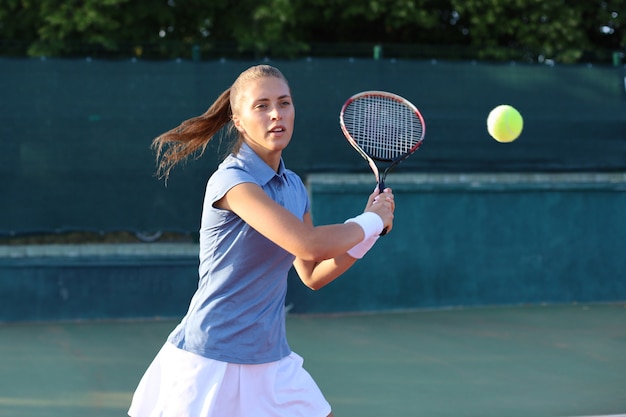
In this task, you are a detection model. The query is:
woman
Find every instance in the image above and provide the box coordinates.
[129,64,395,417]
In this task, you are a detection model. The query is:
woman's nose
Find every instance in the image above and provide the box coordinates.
[269,106,282,120]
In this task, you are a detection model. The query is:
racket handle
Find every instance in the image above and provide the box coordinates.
[378,178,388,236]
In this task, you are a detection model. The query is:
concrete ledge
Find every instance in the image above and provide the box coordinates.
[308,172,626,191]
[0,243,199,259]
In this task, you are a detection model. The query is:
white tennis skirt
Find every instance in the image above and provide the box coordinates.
[128,342,331,417]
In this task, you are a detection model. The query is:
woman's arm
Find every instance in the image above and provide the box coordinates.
[216,182,394,287]
[292,212,363,290]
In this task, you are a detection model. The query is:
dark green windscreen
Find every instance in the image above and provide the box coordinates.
[1,58,624,234]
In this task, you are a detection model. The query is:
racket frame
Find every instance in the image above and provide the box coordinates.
[339,90,425,192]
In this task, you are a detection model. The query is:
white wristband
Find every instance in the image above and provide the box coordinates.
[344,212,384,241]
[347,235,379,259]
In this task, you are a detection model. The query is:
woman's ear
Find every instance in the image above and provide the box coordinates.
[232,116,244,133]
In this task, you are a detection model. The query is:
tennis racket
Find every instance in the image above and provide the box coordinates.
[340,91,426,234]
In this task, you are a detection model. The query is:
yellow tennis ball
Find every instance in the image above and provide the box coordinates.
[487,105,523,143]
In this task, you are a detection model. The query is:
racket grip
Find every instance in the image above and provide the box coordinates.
[378,178,388,236]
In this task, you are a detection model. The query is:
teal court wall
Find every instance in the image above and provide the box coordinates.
[0,244,199,322]
[1,173,624,322]
[287,173,626,314]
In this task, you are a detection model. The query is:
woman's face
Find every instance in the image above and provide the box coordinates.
[233,76,295,159]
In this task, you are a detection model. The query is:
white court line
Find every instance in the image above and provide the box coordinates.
[565,415,626,417]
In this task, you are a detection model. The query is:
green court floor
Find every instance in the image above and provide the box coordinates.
[0,303,624,417]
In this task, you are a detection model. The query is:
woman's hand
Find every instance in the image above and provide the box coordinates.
[364,187,395,234]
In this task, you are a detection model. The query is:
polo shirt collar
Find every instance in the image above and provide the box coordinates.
[239,142,286,186]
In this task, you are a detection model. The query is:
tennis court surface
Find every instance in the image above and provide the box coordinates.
[0,303,624,417]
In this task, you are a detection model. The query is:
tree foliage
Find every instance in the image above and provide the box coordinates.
[0,0,624,63]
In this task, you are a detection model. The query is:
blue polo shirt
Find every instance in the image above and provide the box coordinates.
[168,143,310,364]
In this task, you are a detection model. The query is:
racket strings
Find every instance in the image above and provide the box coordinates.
[343,96,423,161]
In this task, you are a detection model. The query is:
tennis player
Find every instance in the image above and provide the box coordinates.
[128,64,395,417]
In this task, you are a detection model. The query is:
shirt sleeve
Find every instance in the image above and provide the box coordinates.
[205,166,258,208]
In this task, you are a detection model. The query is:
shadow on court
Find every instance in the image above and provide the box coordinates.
[0,303,624,417]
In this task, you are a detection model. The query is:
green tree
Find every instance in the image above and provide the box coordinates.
[451,0,626,63]
[294,0,459,44]
[0,0,624,63]
[29,0,131,56]
[0,0,42,55]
